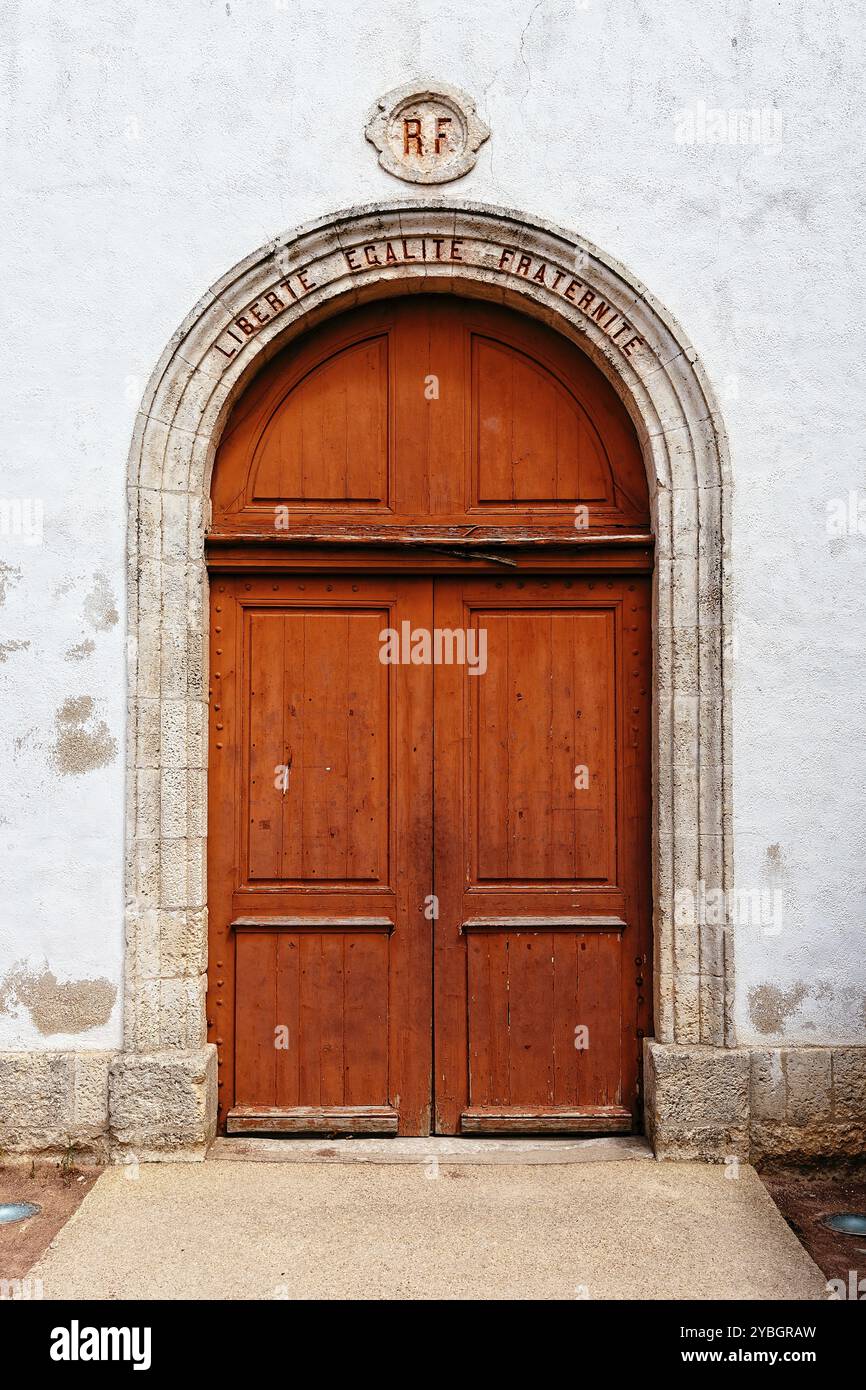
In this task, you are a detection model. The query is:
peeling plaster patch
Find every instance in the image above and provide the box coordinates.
[53,574,79,599]
[0,560,21,606]
[0,638,29,662]
[49,695,117,775]
[65,638,95,662]
[0,960,116,1034]
[749,980,866,1038]
[83,572,118,631]
[765,843,787,873]
[749,982,808,1034]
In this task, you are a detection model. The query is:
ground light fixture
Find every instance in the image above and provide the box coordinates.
[0,1201,41,1225]
[820,1212,866,1236]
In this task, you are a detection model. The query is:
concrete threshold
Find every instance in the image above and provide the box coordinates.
[207,1134,653,1165]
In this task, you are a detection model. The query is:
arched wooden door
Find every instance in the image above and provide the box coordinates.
[207,297,652,1137]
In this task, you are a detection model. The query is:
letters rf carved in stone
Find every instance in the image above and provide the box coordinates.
[365,82,490,184]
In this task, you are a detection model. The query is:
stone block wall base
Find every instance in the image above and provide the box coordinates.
[0,1051,114,1160]
[107,1046,217,1160]
[1,1042,862,1162]
[644,1041,751,1161]
[749,1044,866,1163]
[645,1040,866,1163]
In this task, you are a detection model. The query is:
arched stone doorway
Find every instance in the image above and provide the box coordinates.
[115,202,731,1157]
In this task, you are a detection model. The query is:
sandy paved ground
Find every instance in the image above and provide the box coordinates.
[28,1158,826,1301]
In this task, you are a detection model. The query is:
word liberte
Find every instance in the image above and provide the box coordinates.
[379,621,488,675]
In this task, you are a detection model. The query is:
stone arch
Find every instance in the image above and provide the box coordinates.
[118,201,731,1155]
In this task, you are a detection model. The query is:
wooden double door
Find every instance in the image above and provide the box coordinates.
[208,568,651,1136]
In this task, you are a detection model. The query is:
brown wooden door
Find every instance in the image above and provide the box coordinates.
[432,573,651,1134]
[208,569,650,1136]
[209,574,433,1135]
[207,291,653,1136]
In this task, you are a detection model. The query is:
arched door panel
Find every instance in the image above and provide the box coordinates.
[211,298,650,536]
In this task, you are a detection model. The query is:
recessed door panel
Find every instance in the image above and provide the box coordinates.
[473,607,616,882]
[471,335,613,505]
[466,928,623,1109]
[248,336,390,507]
[234,928,390,1110]
[245,607,389,883]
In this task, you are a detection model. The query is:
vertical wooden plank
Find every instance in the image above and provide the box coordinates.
[618,575,653,1113]
[300,612,349,880]
[511,360,558,501]
[298,933,323,1105]
[274,933,300,1108]
[327,614,350,882]
[550,611,576,879]
[247,613,285,879]
[344,934,389,1105]
[507,931,555,1105]
[318,933,346,1105]
[467,933,491,1107]
[234,932,277,1106]
[575,414,611,501]
[572,609,614,880]
[488,934,511,1106]
[576,933,622,1107]
[506,611,551,879]
[337,338,387,501]
[596,932,624,1105]
[475,609,509,879]
[554,391,581,501]
[280,609,306,880]
[391,300,431,517]
[346,610,385,881]
[276,378,303,500]
[543,612,555,880]
[552,930,580,1105]
[473,338,515,502]
[427,301,465,516]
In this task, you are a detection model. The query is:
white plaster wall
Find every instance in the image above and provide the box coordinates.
[1,0,864,1050]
